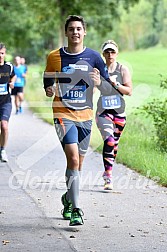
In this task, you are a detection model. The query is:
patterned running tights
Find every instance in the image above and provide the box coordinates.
[96,112,126,172]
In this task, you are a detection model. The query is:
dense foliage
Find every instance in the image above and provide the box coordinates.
[140,76,167,152]
[1,0,167,62]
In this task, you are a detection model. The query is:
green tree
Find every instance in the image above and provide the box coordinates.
[26,0,140,49]
[0,0,140,62]
[0,0,43,61]
[110,0,167,50]
[152,0,164,33]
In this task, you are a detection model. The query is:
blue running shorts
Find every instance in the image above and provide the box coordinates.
[0,102,12,121]
[54,118,92,156]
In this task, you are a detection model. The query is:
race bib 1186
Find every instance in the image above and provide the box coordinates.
[62,84,86,103]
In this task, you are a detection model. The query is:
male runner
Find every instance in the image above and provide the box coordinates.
[0,43,15,162]
[43,15,112,226]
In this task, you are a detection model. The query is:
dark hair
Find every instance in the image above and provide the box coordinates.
[0,42,6,50]
[65,15,86,32]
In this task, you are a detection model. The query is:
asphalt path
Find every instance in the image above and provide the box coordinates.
[0,102,167,252]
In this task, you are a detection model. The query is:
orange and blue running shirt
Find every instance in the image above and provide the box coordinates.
[44,47,111,122]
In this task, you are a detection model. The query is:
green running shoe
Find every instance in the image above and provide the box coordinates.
[69,208,84,226]
[61,193,72,220]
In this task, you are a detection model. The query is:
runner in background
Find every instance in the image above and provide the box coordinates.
[0,42,16,162]
[11,56,26,114]
[96,40,132,190]
[21,57,28,86]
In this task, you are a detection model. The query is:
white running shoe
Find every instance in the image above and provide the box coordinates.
[103,171,113,190]
[104,179,113,190]
[1,150,8,162]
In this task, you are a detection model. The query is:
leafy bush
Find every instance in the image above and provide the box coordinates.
[136,33,159,49]
[139,75,167,152]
